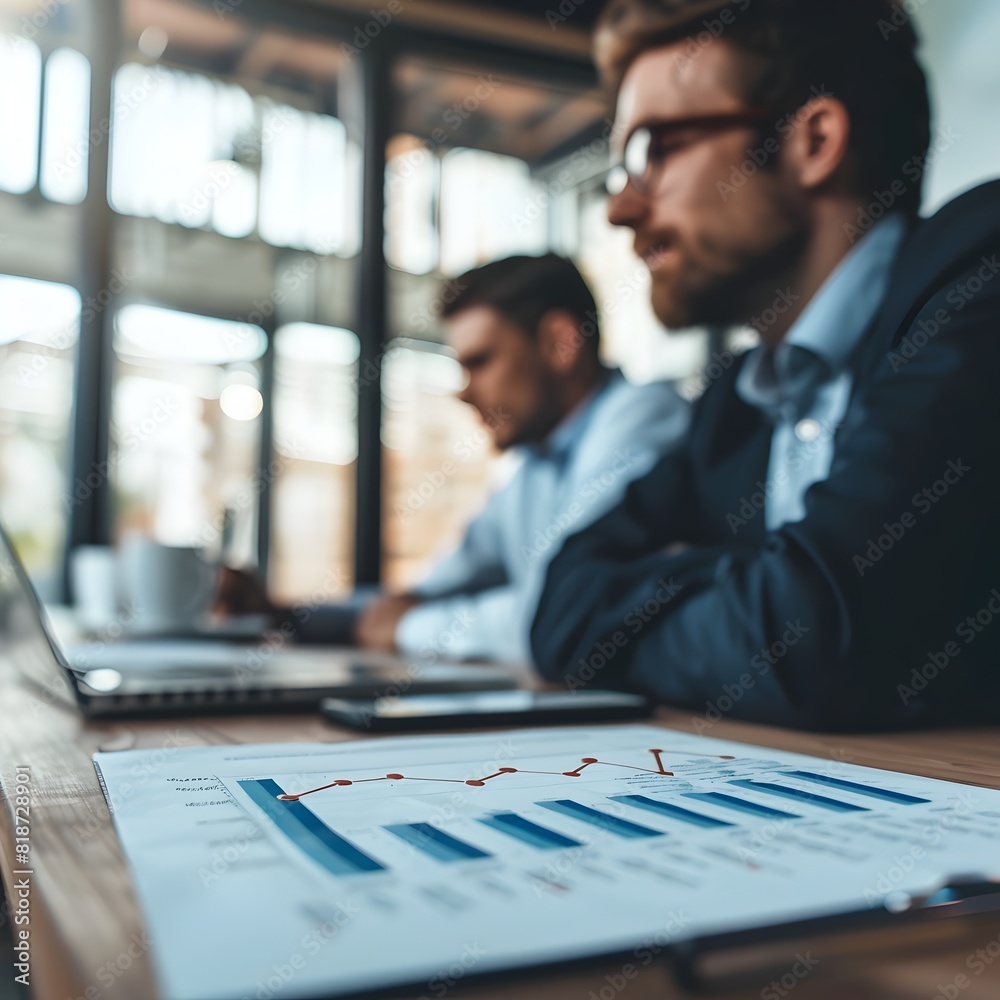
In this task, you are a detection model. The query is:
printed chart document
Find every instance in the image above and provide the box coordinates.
[93,725,1000,999]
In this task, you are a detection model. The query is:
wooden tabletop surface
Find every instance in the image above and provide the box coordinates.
[1,646,999,1000]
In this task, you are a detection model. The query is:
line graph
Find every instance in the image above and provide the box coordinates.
[274,748,737,801]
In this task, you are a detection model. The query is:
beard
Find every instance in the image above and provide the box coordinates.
[649,269,750,329]
[645,223,808,332]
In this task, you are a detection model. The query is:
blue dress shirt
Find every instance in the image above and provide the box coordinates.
[396,369,690,662]
[736,215,908,529]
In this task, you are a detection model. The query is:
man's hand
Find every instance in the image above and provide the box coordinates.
[212,566,277,619]
[354,595,422,651]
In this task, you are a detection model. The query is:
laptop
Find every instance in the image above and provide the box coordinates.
[0,526,518,718]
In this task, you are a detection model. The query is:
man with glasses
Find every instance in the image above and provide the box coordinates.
[531,0,1000,729]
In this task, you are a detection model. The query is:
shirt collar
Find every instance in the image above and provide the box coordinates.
[781,213,908,372]
[736,215,908,415]
[530,367,618,462]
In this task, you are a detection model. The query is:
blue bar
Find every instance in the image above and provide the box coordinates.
[609,795,735,828]
[479,813,583,850]
[781,770,930,805]
[385,823,490,862]
[539,800,663,839]
[729,779,869,813]
[239,779,384,875]
[684,792,800,820]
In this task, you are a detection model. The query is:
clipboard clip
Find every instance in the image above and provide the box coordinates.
[669,875,1000,994]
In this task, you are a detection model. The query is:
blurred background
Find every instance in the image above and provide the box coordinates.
[1,0,998,606]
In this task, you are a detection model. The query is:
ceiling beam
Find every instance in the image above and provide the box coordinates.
[311,0,595,61]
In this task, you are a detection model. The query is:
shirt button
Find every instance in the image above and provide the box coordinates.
[794,418,822,443]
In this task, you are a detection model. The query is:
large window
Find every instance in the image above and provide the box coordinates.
[381,341,500,589]
[41,46,92,204]
[0,276,80,596]
[109,63,359,255]
[269,323,359,604]
[110,306,266,562]
[0,33,91,203]
[99,5,364,597]
[0,34,42,195]
[0,0,724,606]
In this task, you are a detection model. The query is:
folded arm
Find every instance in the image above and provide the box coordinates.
[532,277,1000,728]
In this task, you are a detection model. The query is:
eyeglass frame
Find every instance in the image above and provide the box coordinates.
[605,108,777,198]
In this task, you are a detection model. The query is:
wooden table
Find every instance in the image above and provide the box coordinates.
[1,646,999,1000]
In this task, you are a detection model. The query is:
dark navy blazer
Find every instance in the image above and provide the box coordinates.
[530,181,1000,730]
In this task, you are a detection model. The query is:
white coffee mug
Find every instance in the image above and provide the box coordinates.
[70,545,119,632]
[118,538,217,635]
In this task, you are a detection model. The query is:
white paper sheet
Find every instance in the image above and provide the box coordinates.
[93,725,1000,999]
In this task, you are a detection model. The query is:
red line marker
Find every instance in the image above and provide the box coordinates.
[277,748,718,800]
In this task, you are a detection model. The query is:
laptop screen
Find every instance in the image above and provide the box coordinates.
[0,526,77,708]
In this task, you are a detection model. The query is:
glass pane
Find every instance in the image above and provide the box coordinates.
[109,63,256,231]
[110,307,265,561]
[0,275,80,597]
[385,137,438,275]
[0,34,42,194]
[259,104,352,255]
[439,147,548,277]
[381,341,498,590]
[269,323,358,605]
[576,188,708,385]
[40,47,91,204]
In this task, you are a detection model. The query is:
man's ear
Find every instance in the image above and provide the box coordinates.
[536,309,586,373]
[781,95,853,194]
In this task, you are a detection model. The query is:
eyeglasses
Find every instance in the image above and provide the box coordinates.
[605,109,775,197]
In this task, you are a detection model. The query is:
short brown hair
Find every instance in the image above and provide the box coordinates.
[440,254,601,356]
[595,0,932,215]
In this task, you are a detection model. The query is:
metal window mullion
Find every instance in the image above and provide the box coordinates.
[353,40,392,587]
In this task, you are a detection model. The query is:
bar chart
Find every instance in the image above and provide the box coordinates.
[95,725,1000,1000]
[234,747,952,882]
